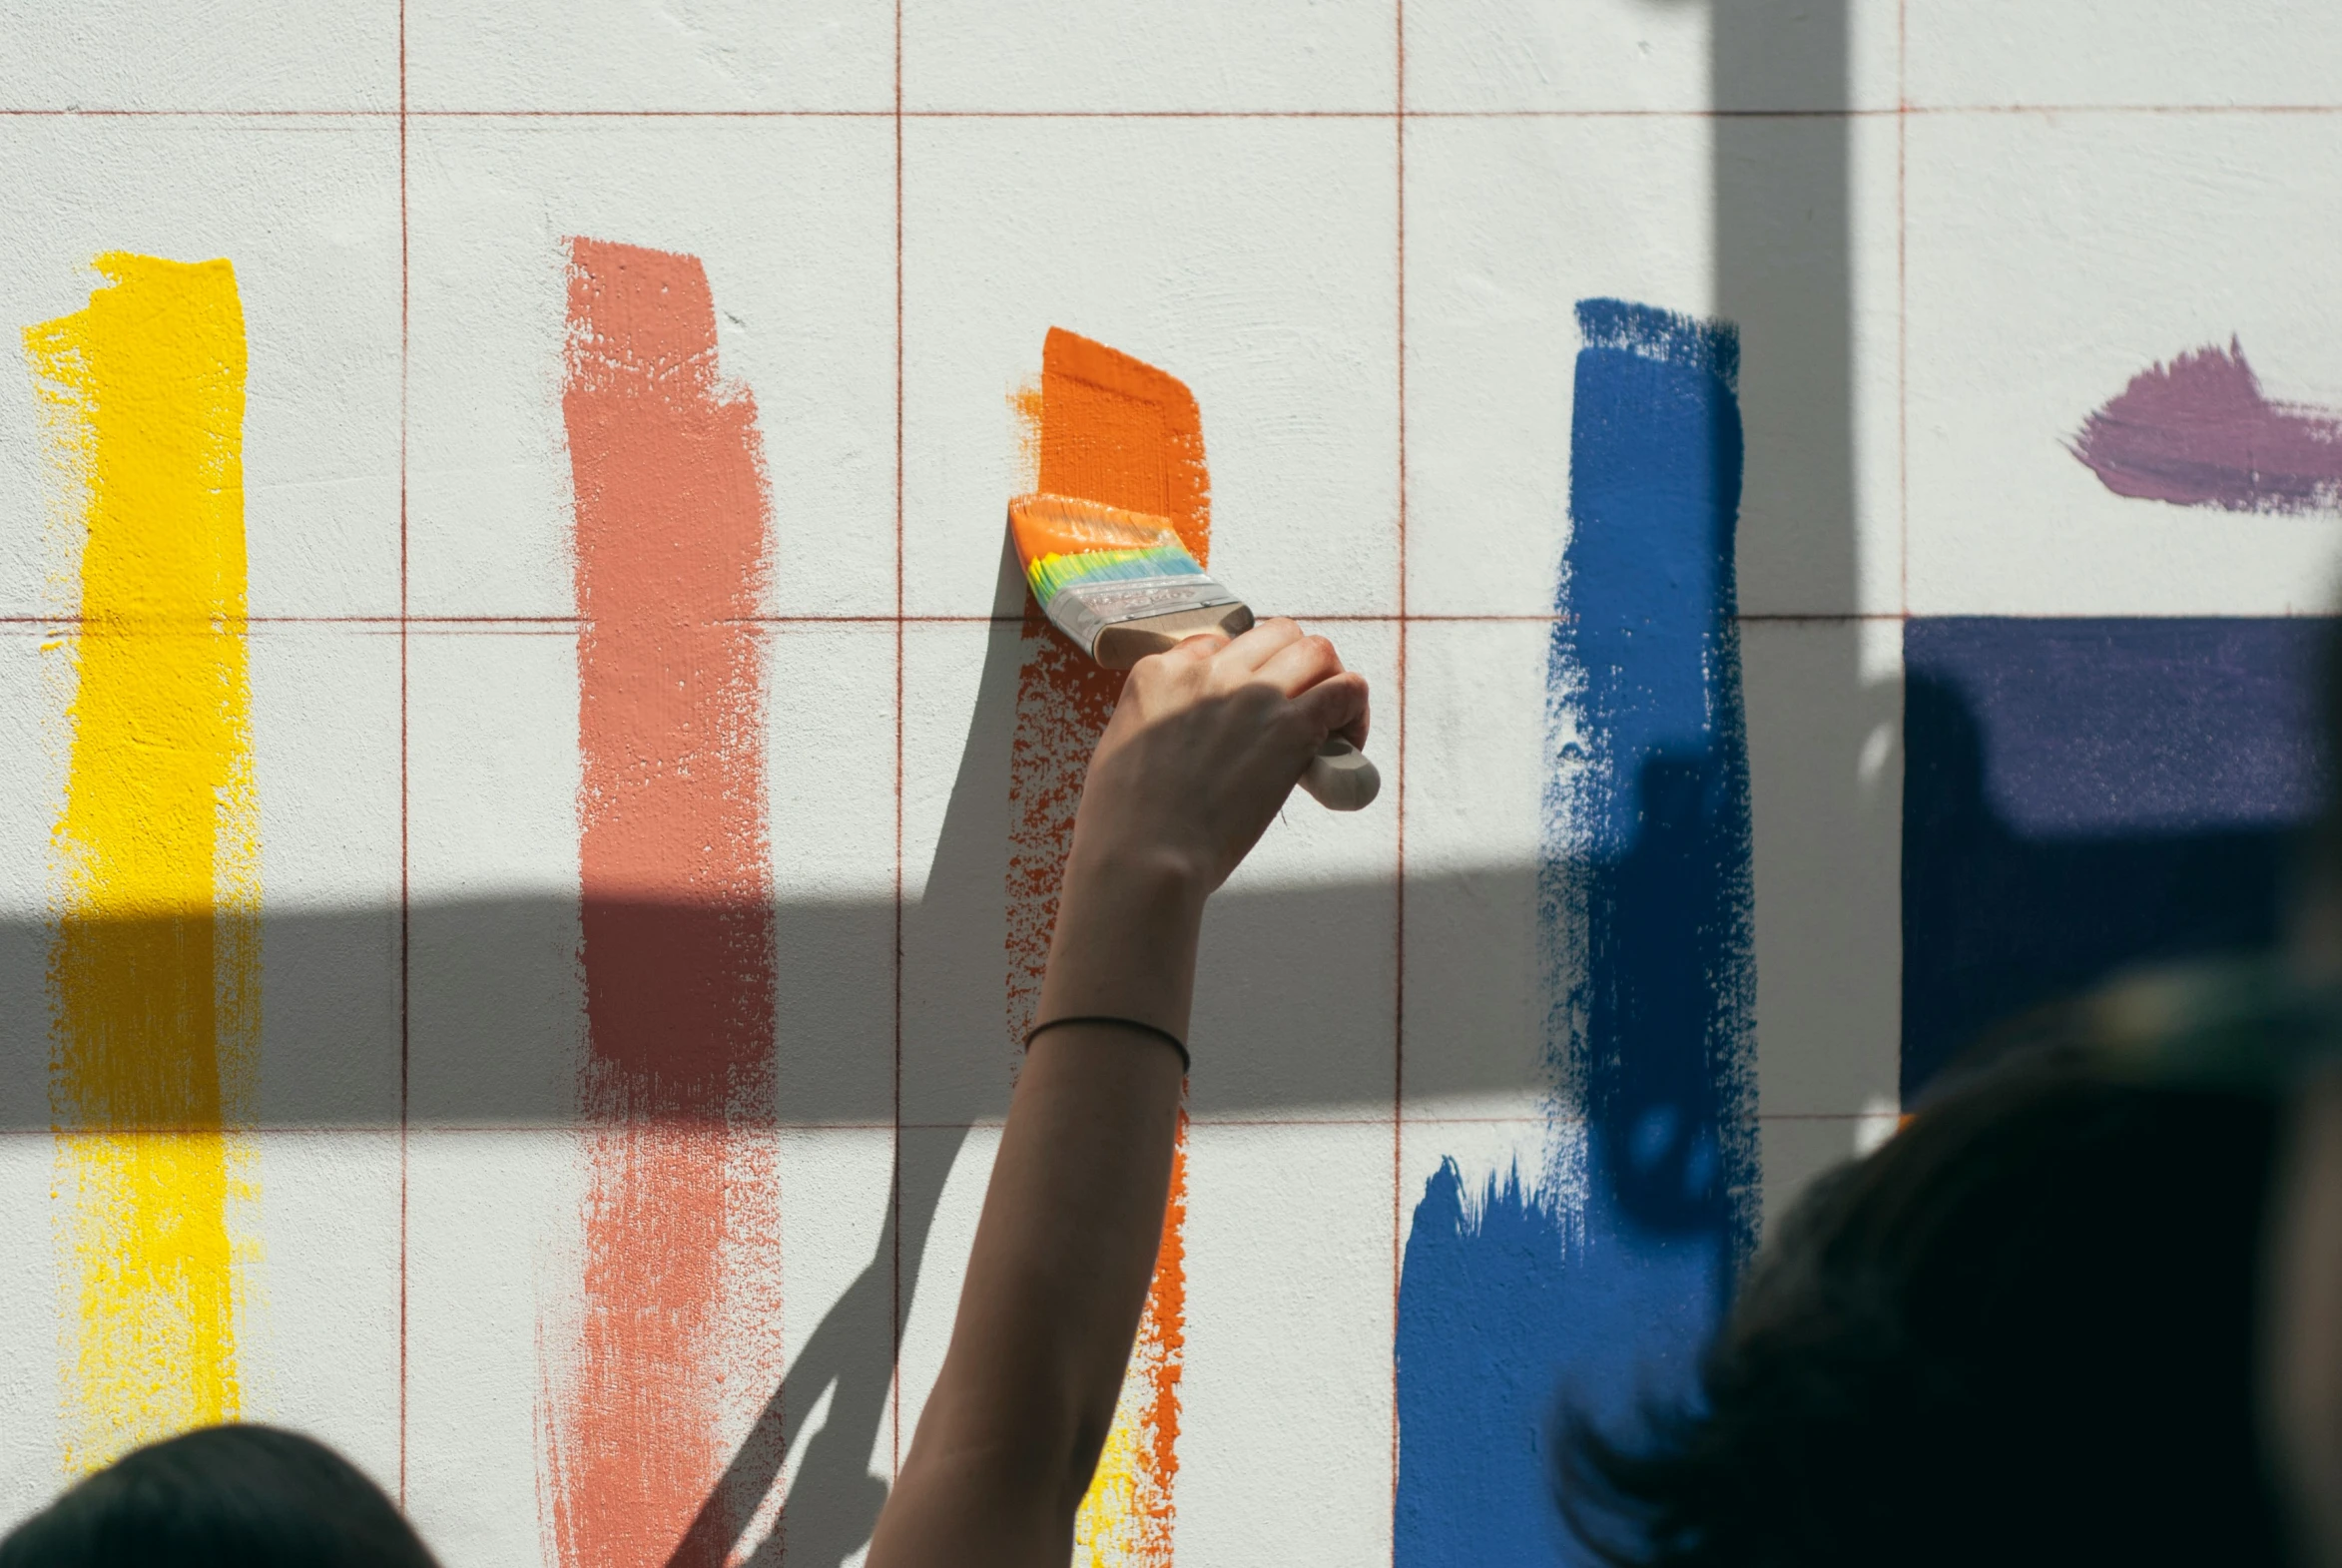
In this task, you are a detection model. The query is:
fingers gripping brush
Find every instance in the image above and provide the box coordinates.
[1009,492,1382,810]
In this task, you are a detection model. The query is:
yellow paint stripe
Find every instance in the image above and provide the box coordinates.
[24,253,260,1472]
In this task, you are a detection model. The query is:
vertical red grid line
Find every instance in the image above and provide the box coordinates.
[889,0,907,1490]
[1897,0,1910,625]
[1389,1,1409,1560]
[395,0,412,1510]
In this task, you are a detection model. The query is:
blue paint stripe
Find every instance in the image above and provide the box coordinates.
[1398,299,1757,1565]
[1559,299,1757,1248]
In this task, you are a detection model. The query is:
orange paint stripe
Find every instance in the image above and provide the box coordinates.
[1008,327,1204,1565]
[1034,327,1210,559]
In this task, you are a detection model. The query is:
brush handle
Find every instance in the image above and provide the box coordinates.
[1300,738,1381,811]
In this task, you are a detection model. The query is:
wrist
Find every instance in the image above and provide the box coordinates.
[1060,839,1211,925]
[1038,846,1208,1044]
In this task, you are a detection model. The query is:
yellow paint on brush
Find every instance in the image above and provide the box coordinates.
[23,253,261,1471]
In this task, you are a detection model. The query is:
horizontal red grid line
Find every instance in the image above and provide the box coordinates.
[1741,608,2342,621]
[1904,101,2342,117]
[9,609,2331,632]
[0,614,574,625]
[1420,103,2342,118]
[11,1109,1885,1138]
[11,103,2342,121]
[0,611,1548,626]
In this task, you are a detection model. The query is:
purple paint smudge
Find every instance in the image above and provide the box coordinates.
[2069,339,2342,513]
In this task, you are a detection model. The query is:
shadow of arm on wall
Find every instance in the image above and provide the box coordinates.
[660,1115,965,1568]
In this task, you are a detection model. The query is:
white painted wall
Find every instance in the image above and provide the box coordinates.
[3,2,2339,1561]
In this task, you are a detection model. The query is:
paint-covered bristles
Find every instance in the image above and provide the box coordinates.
[1009,492,1205,609]
[1028,542,1206,604]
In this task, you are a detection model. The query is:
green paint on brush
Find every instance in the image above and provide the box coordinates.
[1024,542,1208,608]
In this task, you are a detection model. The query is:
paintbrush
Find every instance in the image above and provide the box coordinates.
[1008,492,1381,811]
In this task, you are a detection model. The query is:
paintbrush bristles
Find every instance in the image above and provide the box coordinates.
[1009,493,1199,605]
[1007,492,1252,668]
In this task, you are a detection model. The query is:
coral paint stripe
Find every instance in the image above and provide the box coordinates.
[24,254,259,1473]
[552,238,781,1568]
[1008,326,1202,1566]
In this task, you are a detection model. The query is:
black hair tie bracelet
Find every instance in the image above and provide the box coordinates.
[1024,1015,1191,1074]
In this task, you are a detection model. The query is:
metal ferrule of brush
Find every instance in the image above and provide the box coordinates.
[1045,575,1257,670]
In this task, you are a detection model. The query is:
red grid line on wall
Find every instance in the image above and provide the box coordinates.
[10,6,2265,1559]
[1391,2,1411,1560]
[0,1110,1886,1140]
[890,0,909,1501]
[10,103,2342,119]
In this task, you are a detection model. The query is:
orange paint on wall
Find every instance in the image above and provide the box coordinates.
[1007,326,1204,1565]
[1035,327,1210,557]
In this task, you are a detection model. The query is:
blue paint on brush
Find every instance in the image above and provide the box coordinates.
[1397,299,1758,1565]
[1903,617,2331,1094]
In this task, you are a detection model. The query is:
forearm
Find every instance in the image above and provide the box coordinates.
[871,858,1198,1567]
[870,619,1370,1567]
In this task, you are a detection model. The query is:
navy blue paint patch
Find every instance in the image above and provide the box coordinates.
[1902,616,2330,1095]
[1396,299,1758,1565]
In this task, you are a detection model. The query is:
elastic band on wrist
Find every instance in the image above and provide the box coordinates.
[1024,1014,1191,1073]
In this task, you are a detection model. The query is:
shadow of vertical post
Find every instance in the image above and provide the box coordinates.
[1709,0,1863,1222]
[1710,0,1855,602]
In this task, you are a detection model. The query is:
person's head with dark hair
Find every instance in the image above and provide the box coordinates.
[0,1423,439,1568]
[1562,986,2294,1567]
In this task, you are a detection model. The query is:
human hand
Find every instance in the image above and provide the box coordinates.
[1069,618,1371,902]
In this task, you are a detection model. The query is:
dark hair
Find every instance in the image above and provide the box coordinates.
[0,1423,438,1568]
[1560,1033,2286,1566]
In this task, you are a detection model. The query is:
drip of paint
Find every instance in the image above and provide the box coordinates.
[549,238,781,1568]
[23,253,260,1472]
[2069,339,2342,513]
[1009,327,1202,1566]
[1396,299,1755,1564]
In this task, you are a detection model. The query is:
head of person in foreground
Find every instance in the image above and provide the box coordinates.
[1563,965,2322,1566]
[0,1422,438,1568]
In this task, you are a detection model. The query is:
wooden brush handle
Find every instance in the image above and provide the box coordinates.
[1300,739,1381,811]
